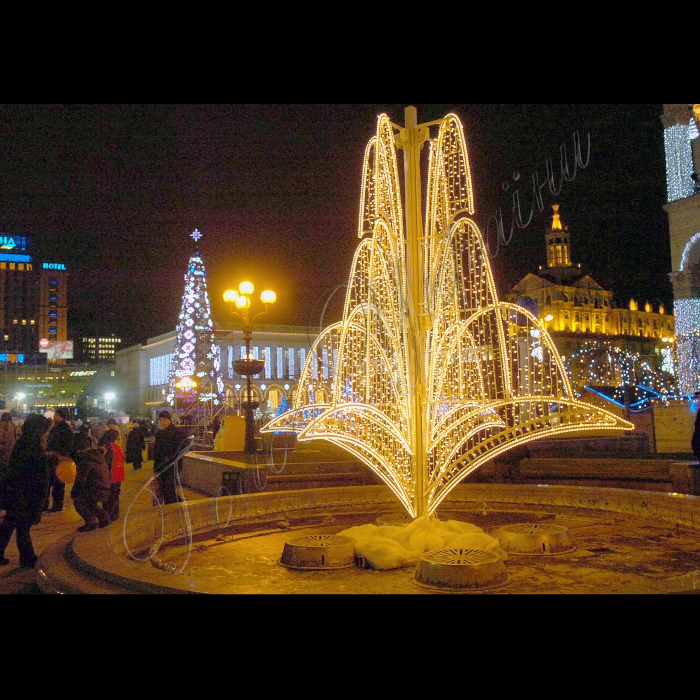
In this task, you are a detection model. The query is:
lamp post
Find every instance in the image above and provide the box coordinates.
[224,282,276,453]
[105,392,115,414]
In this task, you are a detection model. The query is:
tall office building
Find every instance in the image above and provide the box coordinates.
[0,232,68,355]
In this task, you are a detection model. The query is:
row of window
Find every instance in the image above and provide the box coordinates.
[150,345,326,386]
[0,263,32,271]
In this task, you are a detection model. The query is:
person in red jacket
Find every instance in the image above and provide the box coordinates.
[99,429,125,522]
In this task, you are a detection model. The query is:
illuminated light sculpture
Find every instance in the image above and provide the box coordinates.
[263,107,633,519]
[167,230,225,410]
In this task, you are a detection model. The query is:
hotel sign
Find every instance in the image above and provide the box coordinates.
[42,262,66,270]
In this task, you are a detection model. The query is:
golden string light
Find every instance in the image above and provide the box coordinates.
[263,109,633,518]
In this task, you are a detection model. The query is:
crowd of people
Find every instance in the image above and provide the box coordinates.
[0,409,193,568]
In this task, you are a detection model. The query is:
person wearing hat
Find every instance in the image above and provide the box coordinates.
[126,420,146,471]
[153,410,191,505]
[44,407,75,512]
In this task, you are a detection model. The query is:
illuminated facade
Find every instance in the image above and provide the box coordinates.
[0,364,115,414]
[663,103,700,395]
[0,233,68,355]
[116,323,314,419]
[506,205,675,368]
[74,335,122,363]
[264,109,632,519]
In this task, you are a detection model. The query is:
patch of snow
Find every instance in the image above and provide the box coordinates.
[339,515,508,570]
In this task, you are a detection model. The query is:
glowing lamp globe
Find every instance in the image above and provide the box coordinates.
[260,290,276,304]
[223,289,239,303]
[235,295,250,309]
[56,458,77,484]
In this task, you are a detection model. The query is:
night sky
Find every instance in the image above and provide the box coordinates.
[0,104,671,348]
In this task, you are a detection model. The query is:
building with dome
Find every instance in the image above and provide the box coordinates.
[505,204,675,384]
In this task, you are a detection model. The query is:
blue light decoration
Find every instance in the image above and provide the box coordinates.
[583,384,679,413]
[565,339,679,408]
[166,230,225,408]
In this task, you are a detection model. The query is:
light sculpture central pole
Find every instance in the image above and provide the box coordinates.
[397,106,432,517]
[224,283,276,453]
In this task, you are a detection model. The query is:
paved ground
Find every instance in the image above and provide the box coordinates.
[0,459,203,594]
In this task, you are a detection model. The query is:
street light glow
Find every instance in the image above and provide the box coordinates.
[224,281,277,453]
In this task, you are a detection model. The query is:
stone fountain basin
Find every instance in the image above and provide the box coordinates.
[36,484,700,594]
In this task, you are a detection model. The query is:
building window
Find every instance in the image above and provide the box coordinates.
[150,354,174,386]
[277,348,284,378]
[264,347,271,379]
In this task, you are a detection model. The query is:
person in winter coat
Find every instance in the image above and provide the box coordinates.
[99,429,125,522]
[153,410,191,505]
[0,413,17,472]
[125,422,146,471]
[44,407,75,512]
[71,430,111,532]
[692,408,700,461]
[0,413,17,511]
[0,413,52,567]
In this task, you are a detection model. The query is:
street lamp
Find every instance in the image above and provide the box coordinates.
[105,392,115,413]
[224,282,276,453]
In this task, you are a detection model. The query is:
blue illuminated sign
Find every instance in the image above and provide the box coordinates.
[0,353,24,363]
[0,254,31,263]
[42,262,66,270]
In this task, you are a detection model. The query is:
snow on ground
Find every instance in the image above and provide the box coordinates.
[339,515,508,570]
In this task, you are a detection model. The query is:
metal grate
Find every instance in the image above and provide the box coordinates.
[279,534,357,570]
[414,548,508,591]
[496,523,574,555]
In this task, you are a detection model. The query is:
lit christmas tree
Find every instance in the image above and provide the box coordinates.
[166,229,226,409]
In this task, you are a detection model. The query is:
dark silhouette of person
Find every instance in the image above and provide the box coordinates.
[692,407,700,461]
[44,407,75,512]
[0,414,52,567]
[126,422,146,471]
[71,430,111,532]
[153,410,191,505]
